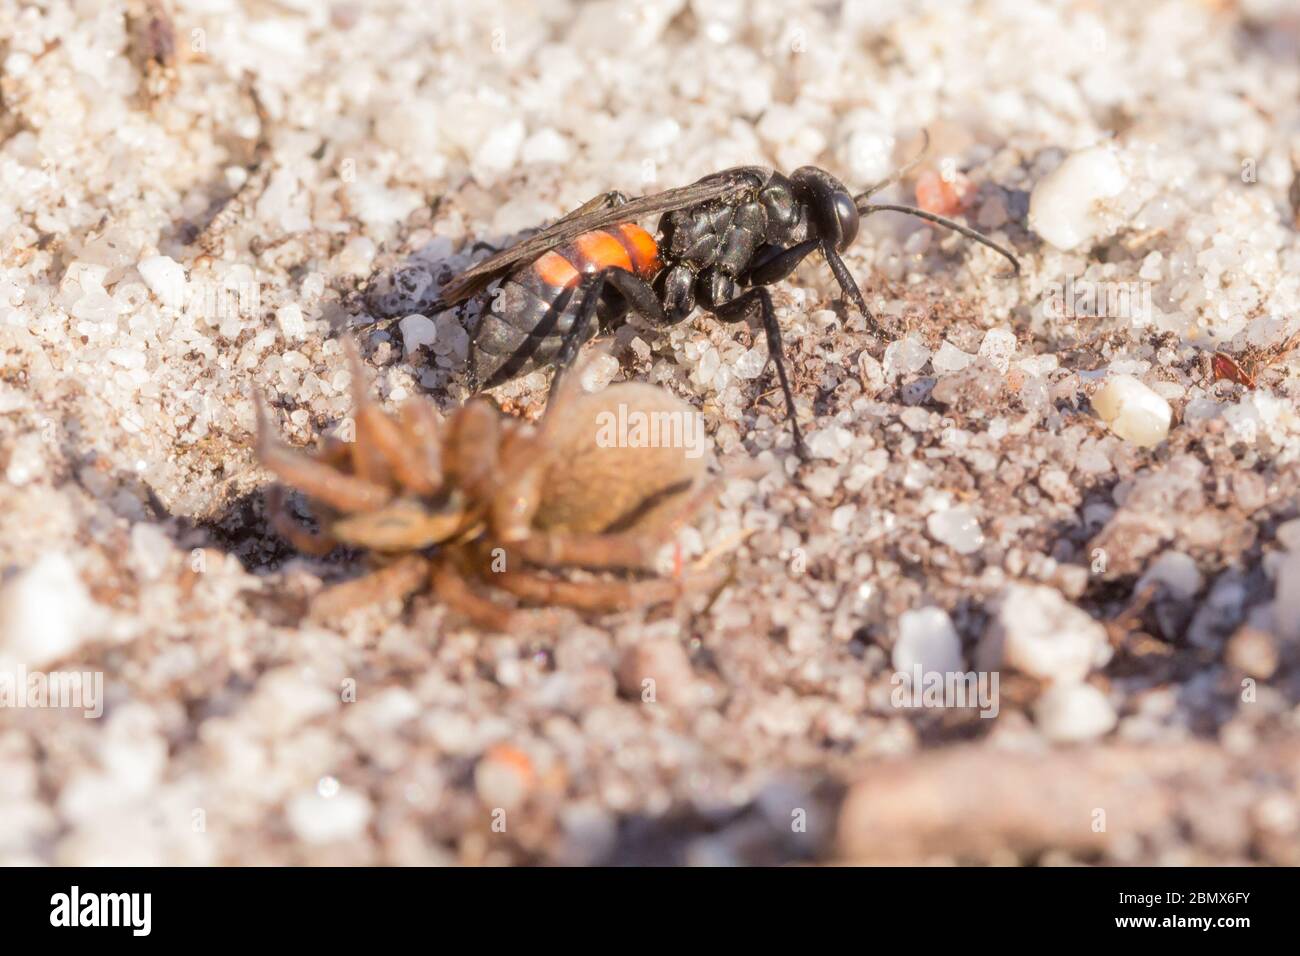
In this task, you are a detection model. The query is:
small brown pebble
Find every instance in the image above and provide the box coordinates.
[915,167,973,217]
[1224,625,1278,679]
[474,744,535,811]
[616,639,694,704]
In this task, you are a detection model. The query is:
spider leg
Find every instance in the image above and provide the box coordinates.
[430,557,520,632]
[505,532,656,572]
[254,392,393,513]
[343,336,453,496]
[491,566,682,613]
[341,338,396,488]
[508,532,658,571]
[313,435,354,468]
[266,486,337,557]
[353,397,442,497]
[307,553,431,621]
[399,398,444,489]
[509,476,722,571]
[443,399,501,499]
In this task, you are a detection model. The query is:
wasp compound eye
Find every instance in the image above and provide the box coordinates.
[831,189,859,251]
[792,166,858,251]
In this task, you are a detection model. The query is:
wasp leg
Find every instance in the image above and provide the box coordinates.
[745,235,874,328]
[482,283,576,389]
[545,266,675,404]
[712,286,808,459]
[743,239,818,286]
[546,269,612,403]
[821,238,873,323]
[605,267,690,330]
[308,553,432,621]
[605,267,671,321]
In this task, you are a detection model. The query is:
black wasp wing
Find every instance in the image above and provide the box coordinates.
[436,174,752,307]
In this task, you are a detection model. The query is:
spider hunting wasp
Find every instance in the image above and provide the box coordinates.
[391,133,1021,458]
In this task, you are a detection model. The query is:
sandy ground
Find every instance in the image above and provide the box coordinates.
[2,0,1300,865]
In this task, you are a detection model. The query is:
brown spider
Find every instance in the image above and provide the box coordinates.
[255,345,719,630]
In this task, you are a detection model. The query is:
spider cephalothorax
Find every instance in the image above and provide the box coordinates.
[255,346,717,630]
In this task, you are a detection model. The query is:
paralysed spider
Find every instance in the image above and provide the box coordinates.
[255,345,720,630]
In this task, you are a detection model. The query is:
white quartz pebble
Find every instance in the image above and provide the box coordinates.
[983,584,1111,683]
[1034,682,1117,742]
[136,255,187,309]
[893,607,964,675]
[1092,374,1172,447]
[927,506,985,555]
[398,314,437,355]
[1029,145,1128,251]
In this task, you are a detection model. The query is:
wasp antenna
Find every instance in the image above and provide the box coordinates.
[853,128,932,205]
[856,202,1021,277]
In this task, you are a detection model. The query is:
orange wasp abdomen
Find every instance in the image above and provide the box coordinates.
[529,224,662,291]
[470,223,663,388]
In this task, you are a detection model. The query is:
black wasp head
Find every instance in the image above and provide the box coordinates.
[791,167,860,252]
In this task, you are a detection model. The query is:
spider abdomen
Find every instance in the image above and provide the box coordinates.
[535,383,708,537]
